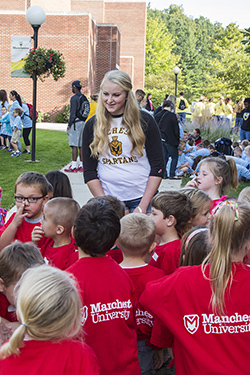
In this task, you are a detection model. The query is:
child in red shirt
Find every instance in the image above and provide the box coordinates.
[0,264,100,375]
[67,198,141,375]
[0,242,44,344]
[119,213,165,374]
[32,197,79,270]
[149,191,192,275]
[0,172,49,251]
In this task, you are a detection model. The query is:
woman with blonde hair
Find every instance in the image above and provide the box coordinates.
[0,265,100,374]
[141,200,250,374]
[82,70,164,213]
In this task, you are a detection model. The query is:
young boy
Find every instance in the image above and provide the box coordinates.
[0,172,49,251]
[0,242,44,343]
[149,191,192,275]
[67,199,141,375]
[119,213,165,375]
[10,108,22,157]
[0,106,12,150]
[32,197,79,270]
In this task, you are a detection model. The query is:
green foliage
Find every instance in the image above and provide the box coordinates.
[0,129,71,210]
[54,104,70,123]
[24,47,66,81]
[37,111,51,122]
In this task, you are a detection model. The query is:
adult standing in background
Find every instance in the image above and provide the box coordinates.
[82,70,164,213]
[20,96,32,154]
[176,92,189,125]
[154,99,180,179]
[145,93,154,113]
[64,80,90,173]
[135,89,145,108]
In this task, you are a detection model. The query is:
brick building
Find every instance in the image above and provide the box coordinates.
[0,0,146,114]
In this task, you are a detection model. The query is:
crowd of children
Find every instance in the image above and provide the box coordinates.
[0,161,250,375]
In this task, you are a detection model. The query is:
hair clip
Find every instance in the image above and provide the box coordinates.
[185,228,209,251]
[211,200,239,221]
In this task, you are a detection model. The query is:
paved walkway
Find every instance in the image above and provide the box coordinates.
[7,123,182,218]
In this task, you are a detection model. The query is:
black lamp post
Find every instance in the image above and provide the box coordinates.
[173,66,180,98]
[26,5,46,162]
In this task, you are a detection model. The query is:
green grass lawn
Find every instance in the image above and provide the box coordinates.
[181,177,250,198]
[0,129,71,210]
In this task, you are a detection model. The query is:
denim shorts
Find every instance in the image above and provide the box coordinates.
[123,197,152,213]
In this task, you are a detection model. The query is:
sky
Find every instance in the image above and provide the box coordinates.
[148,0,250,30]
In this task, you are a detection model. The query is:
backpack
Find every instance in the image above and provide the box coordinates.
[179,99,187,111]
[214,137,233,155]
[76,94,90,122]
[24,103,38,120]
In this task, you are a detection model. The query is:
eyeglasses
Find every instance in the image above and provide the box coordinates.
[14,195,46,204]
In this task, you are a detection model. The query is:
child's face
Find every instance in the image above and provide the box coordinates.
[41,204,58,238]
[191,201,211,227]
[234,149,241,158]
[15,184,48,220]
[150,207,167,236]
[193,130,197,137]
[184,133,188,141]
[1,108,7,115]
[197,164,218,194]
[13,111,18,117]
[178,149,183,156]
[0,281,16,306]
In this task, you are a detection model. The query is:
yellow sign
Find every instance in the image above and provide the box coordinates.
[11,36,31,77]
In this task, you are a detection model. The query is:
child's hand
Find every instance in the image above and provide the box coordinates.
[12,203,28,228]
[153,349,164,370]
[32,226,44,246]
[185,176,198,188]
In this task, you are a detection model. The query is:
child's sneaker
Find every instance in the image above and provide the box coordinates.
[11,151,21,158]
[64,165,77,173]
[78,166,83,172]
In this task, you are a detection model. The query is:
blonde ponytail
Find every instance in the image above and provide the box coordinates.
[0,324,26,358]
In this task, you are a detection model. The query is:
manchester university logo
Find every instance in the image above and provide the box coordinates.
[109,136,122,156]
[183,314,199,334]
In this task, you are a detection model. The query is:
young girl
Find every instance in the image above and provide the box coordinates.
[179,225,210,267]
[186,156,238,211]
[140,201,250,375]
[0,265,100,374]
[180,187,211,227]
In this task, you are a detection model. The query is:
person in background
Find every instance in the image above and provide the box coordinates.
[45,170,73,198]
[145,93,154,113]
[135,89,145,108]
[20,96,32,154]
[0,106,12,150]
[10,108,23,157]
[176,92,189,125]
[86,94,98,122]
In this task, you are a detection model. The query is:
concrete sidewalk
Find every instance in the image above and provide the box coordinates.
[7,123,182,219]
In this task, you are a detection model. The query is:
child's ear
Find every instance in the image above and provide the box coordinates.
[0,278,5,293]
[56,225,65,235]
[215,176,223,186]
[71,227,75,239]
[42,195,49,210]
[166,215,176,227]
[148,241,156,254]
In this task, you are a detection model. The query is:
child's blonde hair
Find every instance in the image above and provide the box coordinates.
[180,187,211,219]
[119,213,156,256]
[90,70,145,158]
[244,145,250,157]
[202,201,250,314]
[44,197,80,235]
[238,186,250,205]
[0,265,82,358]
[200,157,238,196]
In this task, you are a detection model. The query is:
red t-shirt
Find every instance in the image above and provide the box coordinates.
[67,256,141,375]
[0,293,17,322]
[140,263,250,375]
[107,248,123,264]
[123,264,165,341]
[0,339,100,375]
[149,239,182,275]
[0,213,46,248]
[40,237,78,270]
[210,195,228,213]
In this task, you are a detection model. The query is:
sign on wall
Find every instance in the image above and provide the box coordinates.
[11,36,31,77]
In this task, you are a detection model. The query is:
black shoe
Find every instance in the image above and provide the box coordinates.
[22,150,30,154]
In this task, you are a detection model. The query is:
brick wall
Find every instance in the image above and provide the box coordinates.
[95,25,120,92]
[0,12,96,114]
[120,56,134,82]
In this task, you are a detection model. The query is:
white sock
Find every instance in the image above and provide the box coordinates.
[79,162,83,168]
[72,161,77,169]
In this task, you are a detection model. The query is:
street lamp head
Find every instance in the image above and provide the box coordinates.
[173,66,180,75]
[26,5,46,26]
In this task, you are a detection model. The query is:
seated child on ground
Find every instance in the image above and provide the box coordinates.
[67,198,141,375]
[149,191,192,275]
[175,145,194,176]
[32,197,80,270]
[119,213,165,375]
[0,265,100,375]
[0,242,44,344]
[0,172,49,251]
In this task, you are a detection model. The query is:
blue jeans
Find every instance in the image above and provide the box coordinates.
[123,197,152,213]
[162,141,178,178]
[178,112,186,126]
[240,129,250,142]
